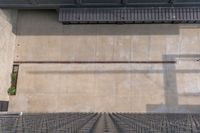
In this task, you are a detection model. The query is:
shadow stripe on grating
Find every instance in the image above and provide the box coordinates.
[59,7,200,24]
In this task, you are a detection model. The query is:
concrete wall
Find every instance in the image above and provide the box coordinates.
[9,10,200,113]
[0,9,17,101]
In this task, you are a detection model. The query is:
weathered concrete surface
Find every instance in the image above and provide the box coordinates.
[9,10,200,113]
[0,9,17,101]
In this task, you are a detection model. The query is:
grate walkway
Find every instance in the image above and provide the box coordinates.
[1,113,200,133]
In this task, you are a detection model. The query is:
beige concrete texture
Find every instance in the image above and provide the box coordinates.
[9,10,200,113]
[0,9,17,101]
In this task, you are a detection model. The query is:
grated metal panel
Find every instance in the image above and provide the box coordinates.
[0,113,200,132]
[59,7,200,24]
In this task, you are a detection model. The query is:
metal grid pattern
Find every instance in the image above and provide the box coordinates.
[0,113,100,133]
[59,7,200,24]
[1,113,200,133]
[111,113,200,133]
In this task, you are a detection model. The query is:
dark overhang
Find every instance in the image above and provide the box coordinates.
[1,0,200,24]
[0,0,200,9]
[59,7,200,24]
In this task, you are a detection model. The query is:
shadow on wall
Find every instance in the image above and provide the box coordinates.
[12,10,183,36]
[12,10,200,36]
[147,54,200,113]
[13,10,200,36]
[0,9,18,34]
[0,101,9,111]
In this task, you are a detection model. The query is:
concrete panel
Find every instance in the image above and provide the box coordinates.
[176,60,200,105]
[132,36,150,61]
[0,9,17,101]
[179,27,200,54]
[9,10,200,113]
[9,61,200,113]
[132,72,165,112]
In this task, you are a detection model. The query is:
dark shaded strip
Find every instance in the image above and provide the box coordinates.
[60,7,200,24]
[14,61,176,64]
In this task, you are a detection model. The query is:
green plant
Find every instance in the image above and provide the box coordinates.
[8,68,18,96]
[7,86,16,95]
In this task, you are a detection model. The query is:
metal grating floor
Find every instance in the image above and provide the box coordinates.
[1,113,200,133]
[59,7,200,24]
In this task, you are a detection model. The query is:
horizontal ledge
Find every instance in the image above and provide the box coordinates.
[14,61,176,64]
[59,7,200,24]
[1,3,200,9]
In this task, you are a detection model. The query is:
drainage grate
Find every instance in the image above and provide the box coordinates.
[59,7,200,24]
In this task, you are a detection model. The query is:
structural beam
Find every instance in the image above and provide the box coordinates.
[59,7,200,24]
